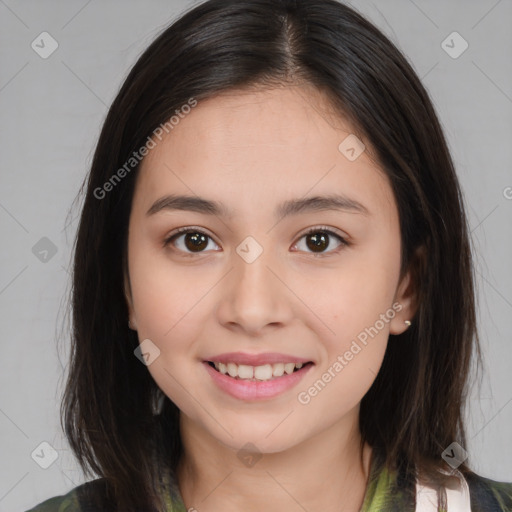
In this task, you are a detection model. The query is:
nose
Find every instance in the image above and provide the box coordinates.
[215,245,294,336]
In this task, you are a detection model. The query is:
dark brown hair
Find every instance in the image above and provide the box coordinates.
[61,0,481,509]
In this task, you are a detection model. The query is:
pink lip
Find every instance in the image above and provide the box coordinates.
[205,352,312,366]
[203,361,313,401]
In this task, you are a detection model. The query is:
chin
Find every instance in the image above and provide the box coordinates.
[207,417,303,455]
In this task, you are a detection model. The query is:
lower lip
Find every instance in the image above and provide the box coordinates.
[203,362,313,401]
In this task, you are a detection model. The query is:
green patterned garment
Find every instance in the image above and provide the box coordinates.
[26,449,512,511]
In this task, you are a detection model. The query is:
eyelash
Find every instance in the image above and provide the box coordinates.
[163,225,350,256]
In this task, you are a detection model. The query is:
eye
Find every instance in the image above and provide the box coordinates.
[292,226,349,255]
[163,227,220,254]
[163,225,350,256]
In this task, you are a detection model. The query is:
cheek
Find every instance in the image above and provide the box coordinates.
[128,240,214,339]
[128,247,212,418]
[297,256,398,350]
[294,248,398,410]
[294,347,385,439]
[297,295,392,420]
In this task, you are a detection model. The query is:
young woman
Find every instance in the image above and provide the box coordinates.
[26,0,512,511]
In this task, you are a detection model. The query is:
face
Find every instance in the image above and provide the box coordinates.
[125,85,415,454]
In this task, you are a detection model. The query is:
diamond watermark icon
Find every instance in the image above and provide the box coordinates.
[338,134,365,161]
[32,237,58,263]
[134,338,161,366]
[237,442,262,467]
[236,236,263,264]
[31,441,59,469]
[441,32,468,59]
[31,32,59,59]
[441,441,468,469]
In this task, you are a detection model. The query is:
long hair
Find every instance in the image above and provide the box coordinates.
[61,0,481,509]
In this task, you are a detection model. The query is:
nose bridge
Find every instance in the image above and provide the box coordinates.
[234,234,277,302]
[217,234,291,333]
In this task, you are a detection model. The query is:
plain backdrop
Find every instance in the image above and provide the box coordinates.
[0,0,511,510]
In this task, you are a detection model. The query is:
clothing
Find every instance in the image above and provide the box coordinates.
[25,449,512,511]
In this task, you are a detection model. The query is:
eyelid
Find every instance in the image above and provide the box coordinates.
[296,224,349,241]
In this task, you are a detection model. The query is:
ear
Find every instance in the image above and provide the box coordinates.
[389,245,424,335]
[124,265,138,331]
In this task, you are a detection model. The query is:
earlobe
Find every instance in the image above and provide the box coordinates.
[389,245,424,335]
[389,272,414,335]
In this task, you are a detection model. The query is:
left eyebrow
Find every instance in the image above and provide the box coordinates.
[146,193,370,218]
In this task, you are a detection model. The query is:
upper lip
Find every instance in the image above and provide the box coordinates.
[205,352,312,366]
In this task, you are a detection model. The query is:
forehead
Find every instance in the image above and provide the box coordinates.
[134,85,396,223]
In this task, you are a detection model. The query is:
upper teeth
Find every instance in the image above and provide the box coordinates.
[213,362,304,381]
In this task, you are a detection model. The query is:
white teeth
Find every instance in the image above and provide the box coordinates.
[272,363,285,377]
[284,363,295,375]
[211,361,307,381]
[237,364,254,379]
[227,362,238,378]
[254,364,273,380]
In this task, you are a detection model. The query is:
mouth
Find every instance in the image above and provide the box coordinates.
[206,360,314,382]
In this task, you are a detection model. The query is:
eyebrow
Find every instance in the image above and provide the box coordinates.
[146,193,370,218]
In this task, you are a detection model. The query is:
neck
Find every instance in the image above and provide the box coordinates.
[176,410,373,512]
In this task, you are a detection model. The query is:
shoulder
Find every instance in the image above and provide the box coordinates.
[24,478,110,512]
[464,471,512,511]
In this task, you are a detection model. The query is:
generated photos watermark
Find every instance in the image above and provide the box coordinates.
[94,97,197,200]
[297,301,403,405]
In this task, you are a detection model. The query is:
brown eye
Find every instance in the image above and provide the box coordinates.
[164,228,219,254]
[305,232,329,252]
[182,232,209,252]
[294,228,348,254]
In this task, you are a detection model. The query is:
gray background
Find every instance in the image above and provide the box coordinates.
[1,0,511,510]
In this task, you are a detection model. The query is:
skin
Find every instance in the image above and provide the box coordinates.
[124,84,418,512]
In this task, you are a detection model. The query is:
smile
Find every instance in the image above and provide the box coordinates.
[208,361,310,381]
[203,356,314,401]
